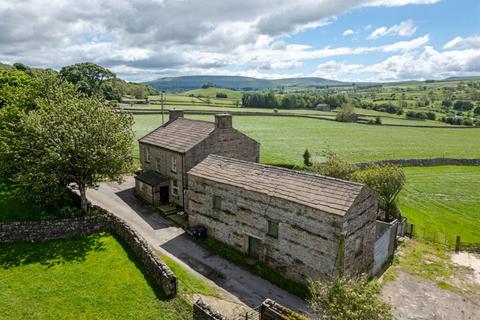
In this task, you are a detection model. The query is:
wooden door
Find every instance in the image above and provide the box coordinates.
[248,236,262,259]
[160,186,169,204]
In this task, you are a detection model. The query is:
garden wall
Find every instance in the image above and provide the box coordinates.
[356,158,480,169]
[193,299,228,320]
[0,208,177,297]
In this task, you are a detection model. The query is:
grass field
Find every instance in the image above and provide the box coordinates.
[0,233,192,319]
[399,166,480,243]
[132,114,480,165]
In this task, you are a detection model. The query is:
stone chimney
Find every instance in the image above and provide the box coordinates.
[215,113,232,129]
[169,110,184,122]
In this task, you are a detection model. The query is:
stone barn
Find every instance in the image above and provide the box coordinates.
[135,111,260,208]
[187,155,377,283]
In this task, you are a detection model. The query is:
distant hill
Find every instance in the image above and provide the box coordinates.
[443,76,480,82]
[145,75,353,91]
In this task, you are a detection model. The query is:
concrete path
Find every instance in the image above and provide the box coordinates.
[87,176,309,315]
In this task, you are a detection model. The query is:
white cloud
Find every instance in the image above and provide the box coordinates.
[444,35,480,49]
[313,46,480,82]
[0,0,443,80]
[342,29,355,36]
[368,20,417,39]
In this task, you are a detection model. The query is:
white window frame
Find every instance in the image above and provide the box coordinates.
[171,156,177,173]
[145,148,150,163]
[155,158,161,172]
[171,180,179,196]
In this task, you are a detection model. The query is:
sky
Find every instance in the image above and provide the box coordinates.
[0,0,479,82]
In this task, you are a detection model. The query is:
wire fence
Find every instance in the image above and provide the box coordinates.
[406,223,480,253]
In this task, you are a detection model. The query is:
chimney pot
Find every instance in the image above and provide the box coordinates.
[169,110,184,122]
[215,113,232,129]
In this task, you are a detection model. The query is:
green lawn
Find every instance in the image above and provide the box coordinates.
[0,181,62,222]
[399,166,480,243]
[0,233,192,319]
[132,114,480,165]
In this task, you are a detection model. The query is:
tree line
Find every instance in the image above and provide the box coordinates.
[241,91,347,109]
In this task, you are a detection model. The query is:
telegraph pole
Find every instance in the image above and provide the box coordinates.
[161,90,165,124]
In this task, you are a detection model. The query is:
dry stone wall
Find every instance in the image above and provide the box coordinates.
[192,299,229,320]
[356,158,480,169]
[0,207,177,297]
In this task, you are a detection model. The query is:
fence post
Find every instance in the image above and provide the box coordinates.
[410,224,415,238]
[455,236,461,253]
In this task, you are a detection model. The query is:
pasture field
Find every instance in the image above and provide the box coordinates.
[0,233,192,320]
[132,114,480,165]
[399,166,480,243]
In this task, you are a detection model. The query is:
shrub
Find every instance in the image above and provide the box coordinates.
[308,276,393,320]
[375,116,382,125]
[335,104,357,122]
[215,92,228,98]
[311,152,358,180]
[453,100,474,111]
[352,164,405,221]
[303,149,312,167]
[425,111,436,120]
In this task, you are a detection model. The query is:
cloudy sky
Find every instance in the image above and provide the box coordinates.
[0,0,479,82]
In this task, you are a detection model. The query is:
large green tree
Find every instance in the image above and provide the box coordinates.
[60,62,117,98]
[12,84,133,213]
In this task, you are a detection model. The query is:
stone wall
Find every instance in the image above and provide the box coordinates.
[343,188,378,277]
[193,299,229,320]
[187,175,376,283]
[0,208,177,297]
[356,158,480,169]
[260,299,308,320]
[139,143,184,207]
[0,215,111,243]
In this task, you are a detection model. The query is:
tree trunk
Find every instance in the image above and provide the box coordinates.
[79,184,88,214]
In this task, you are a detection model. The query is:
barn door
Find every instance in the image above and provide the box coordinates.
[248,236,262,259]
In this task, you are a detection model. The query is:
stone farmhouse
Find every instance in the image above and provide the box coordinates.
[187,155,377,284]
[135,110,260,208]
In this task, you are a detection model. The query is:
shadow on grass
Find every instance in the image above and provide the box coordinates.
[111,233,173,302]
[0,233,106,269]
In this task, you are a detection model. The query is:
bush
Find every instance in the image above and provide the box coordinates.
[375,116,382,125]
[425,111,436,120]
[311,152,358,180]
[308,276,393,320]
[215,92,228,98]
[453,100,474,111]
[335,104,357,122]
[352,164,405,221]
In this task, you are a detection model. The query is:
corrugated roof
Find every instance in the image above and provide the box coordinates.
[139,118,215,153]
[188,155,365,216]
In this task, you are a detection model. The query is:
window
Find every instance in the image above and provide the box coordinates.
[171,156,177,173]
[213,195,222,210]
[171,180,179,196]
[155,158,161,172]
[145,148,150,163]
[267,220,279,238]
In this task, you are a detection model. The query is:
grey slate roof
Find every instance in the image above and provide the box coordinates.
[188,155,366,216]
[135,170,170,187]
[139,118,215,153]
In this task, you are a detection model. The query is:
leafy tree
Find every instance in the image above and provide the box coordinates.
[11,85,134,213]
[375,116,382,125]
[308,276,393,320]
[303,149,312,167]
[60,62,115,98]
[352,164,405,221]
[335,103,357,122]
[132,85,147,99]
[311,151,358,180]
[453,100,474,111]
[474,107,480,115]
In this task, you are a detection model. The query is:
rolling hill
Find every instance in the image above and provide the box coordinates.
[145,75,352,91]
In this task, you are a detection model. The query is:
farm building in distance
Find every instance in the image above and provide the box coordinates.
[187,155,378,283]
[135,110,260,208]
[310,103,331,111]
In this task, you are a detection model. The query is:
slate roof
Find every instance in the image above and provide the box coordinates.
[139,118,215,153]
[135,170,170,187]
[188,155,366,216]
